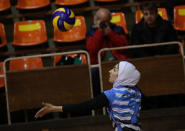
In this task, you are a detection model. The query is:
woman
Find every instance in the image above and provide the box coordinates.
[35,61,142,131]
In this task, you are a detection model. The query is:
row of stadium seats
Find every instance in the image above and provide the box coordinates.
[0,53,87,89]
[0,6,185,49]
[0,12,127,48]
[0,0,120,11]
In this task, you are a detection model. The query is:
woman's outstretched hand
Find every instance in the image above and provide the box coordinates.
[34,102,62,118]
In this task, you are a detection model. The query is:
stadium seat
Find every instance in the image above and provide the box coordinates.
[0,0,11,11]
[158,8,168,20]
[0,23,7,48]
[9,57,43,71]
[53,16,86,42]
[174,5,185,31]
[53,54,87,66]
[135,8,168,24]
[111,12,128,34]
[16,0,50,9]
[12,20,48,46]
[95,0,119,2]
[0,62,5,88]
[54,0,88,6]
[135,10,142,24]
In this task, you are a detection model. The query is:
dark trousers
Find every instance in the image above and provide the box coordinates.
[123,127,137,131]
[91,67,101,97]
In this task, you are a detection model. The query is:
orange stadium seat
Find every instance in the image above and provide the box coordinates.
[9,57,43,71]
[136,8,168,24]
[12,20,48,46]
[53,54,87,66]
[55,0,88,6]
[95,0,119,2]
[174,5,185,31]
[16,0,50,9]
[53,16,86,42]
[111,12,128,34]
[157,8,168,20]
[135,10,142,24]
[0,62,5,88]
[0,23,7,48]
[0,0,11,11]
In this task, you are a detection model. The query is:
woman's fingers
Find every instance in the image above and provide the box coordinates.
[35,107,45,118]
[42,102,52,107]
[35,102,53,118]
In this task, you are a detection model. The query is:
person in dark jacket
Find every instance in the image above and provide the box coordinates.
[131,2,179,58]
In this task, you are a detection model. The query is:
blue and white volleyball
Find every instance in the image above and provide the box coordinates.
[52,8,75,31]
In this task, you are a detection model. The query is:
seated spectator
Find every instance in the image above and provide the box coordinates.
[86,8,128,97]
[131,2,179,58]
[86,8,128,65]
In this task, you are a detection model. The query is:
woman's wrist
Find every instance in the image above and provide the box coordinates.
[53,105,63,112]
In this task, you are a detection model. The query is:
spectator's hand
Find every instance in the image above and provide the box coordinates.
[94,15,101,29]
[99,21,111,35]
[34,102,62,118]
[96,20,101,30]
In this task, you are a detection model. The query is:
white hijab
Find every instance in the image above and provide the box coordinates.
[113,61,141,88]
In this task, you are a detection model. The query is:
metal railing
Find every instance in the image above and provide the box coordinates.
[98,41,184,93]
[98,41,184,115]
[3,50,94,125]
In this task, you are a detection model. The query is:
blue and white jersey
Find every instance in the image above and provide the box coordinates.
[104,85,142,131]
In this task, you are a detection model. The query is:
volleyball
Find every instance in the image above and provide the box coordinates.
[52,8,75,32]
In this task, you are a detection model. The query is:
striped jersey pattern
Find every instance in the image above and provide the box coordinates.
[104,86,142,131]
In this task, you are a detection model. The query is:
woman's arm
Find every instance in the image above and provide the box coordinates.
[63,93,109,113]
[35,93,109,118]
[34,103,63,118]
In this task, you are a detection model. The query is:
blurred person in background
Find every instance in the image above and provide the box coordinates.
[131,2,179,58]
